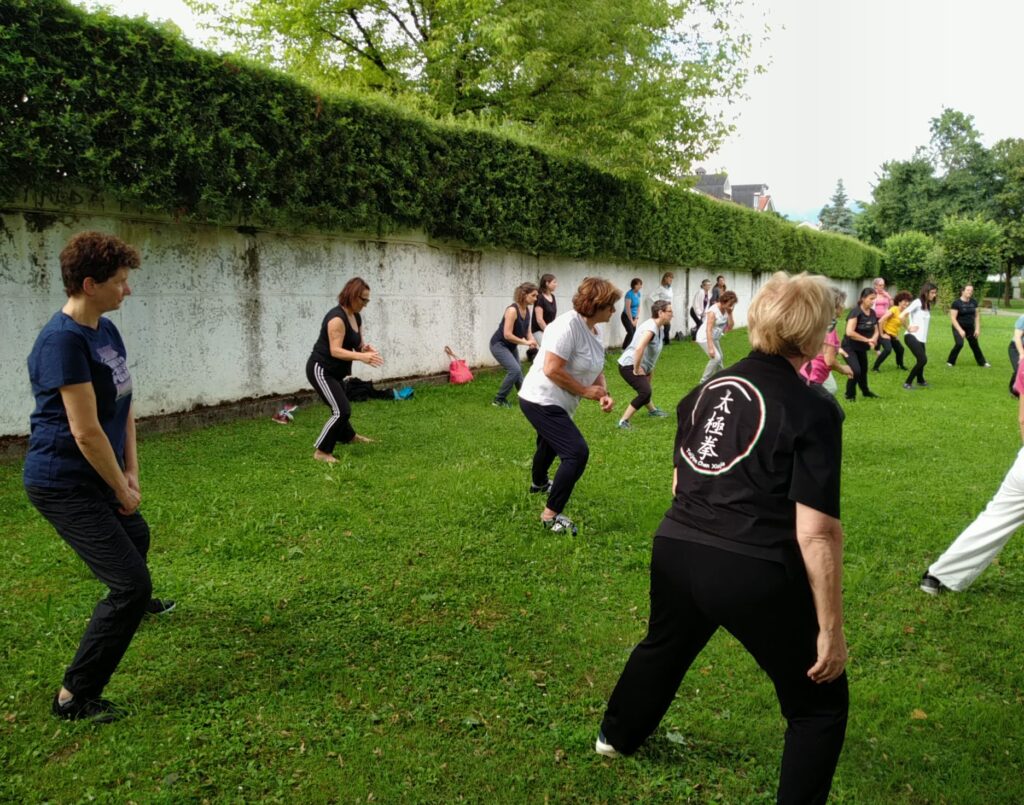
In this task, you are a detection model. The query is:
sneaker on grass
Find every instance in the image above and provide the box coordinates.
[920,572,947,595]
[648,407,669,417]
[529,480,552,494]
[542,514,577,536]
[492,398,512,409]
[52,693,124,723]
[146,598,176,616]
[595,731,620,758]
[617,420,632,430]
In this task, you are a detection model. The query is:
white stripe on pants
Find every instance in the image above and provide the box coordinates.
[930,445,1024,591]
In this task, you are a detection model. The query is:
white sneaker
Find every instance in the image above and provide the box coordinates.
[595,732,620,758]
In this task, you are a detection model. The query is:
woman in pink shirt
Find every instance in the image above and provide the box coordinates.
[871,278,892,321]
[802,287,854,394]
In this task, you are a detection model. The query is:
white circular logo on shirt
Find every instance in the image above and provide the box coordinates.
[680,376,765,475]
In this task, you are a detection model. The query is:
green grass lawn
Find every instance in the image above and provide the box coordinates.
[2,316,1023,803]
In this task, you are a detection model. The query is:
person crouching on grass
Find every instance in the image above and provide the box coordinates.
[518,277,619,536]
[24,231,174,723]
[616,300,673,429]
[596,272,848,805]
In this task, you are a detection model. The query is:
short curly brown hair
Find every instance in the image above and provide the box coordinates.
[59,231,141,296]
[572,277,622,317]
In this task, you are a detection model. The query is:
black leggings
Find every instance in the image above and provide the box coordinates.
[872,335,905,370]
[947,327,987,366]
[519,398,589,515]
[618,363,653,409]
[904,334,928,385]
[621,311,636,350]
[842,344,871,398]
[601,538,848,805]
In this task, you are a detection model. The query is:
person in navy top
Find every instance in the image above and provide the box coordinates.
[621,278,643,349]
[24,231,172,723]
[597,272,848,805]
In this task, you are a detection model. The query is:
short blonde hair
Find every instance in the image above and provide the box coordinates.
[573,277,622,317]
[748,272,833,359]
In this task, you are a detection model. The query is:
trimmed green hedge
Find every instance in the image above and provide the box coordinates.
[0,0,880,278]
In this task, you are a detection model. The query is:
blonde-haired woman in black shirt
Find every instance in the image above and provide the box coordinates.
[597,272,848,805]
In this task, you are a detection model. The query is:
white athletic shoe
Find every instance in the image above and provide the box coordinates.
[595,732,620,758]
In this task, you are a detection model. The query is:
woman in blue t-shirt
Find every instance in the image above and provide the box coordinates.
[24,232,172,723]
[621,278,643,349]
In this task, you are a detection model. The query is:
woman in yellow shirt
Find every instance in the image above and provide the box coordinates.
[873,291,912,372]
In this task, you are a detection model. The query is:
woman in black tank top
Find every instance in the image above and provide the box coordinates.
[489,282,539,407]
[527,274,558,363]
[306,277,384,461]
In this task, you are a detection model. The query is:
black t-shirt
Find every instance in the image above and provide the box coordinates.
[532,293,557,334]
[951,297,977,331]
[658,352,844,568]
[844,307,877,350]
[309,306,362,377]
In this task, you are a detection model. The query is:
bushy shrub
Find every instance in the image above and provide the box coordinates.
[0,0,881,279]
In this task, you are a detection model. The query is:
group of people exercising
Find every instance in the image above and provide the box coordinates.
[22,231,1023,804]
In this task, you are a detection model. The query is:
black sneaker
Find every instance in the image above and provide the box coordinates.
[863,391,880,399]
[52,693,124,723]
[542,514,577,536]
[146,598,176,616]
[529,480,552,494]
[920,572,945,595]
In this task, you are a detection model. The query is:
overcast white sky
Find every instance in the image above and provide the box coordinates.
[87,0,1024,221]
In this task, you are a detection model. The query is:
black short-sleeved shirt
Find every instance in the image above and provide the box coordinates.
[658,351,844,568]
[844,307,877,350]
[532,293,557,333]
[951,297,978,331]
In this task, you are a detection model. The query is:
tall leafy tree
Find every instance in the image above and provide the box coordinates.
[818,179,855,235]
[990,138,1024,302]
[189,0,760,181]
[927,108,994,217]
[855,157,947,246]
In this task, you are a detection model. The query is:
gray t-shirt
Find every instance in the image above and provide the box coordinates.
[618,319,663,373]
[520,311,606,415]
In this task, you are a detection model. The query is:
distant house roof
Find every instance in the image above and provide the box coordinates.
[731,183,773,212]
[688,172,775,211]
[693,171,731,200]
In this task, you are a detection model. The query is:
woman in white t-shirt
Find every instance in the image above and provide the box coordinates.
[519,277,620,536]
[900,282,938,390]
[696,291,737,383]
[616,301,673,429]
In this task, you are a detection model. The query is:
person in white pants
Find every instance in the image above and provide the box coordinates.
[921,384,1024,593]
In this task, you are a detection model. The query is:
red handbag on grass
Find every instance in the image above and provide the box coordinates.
[444,346,474,384]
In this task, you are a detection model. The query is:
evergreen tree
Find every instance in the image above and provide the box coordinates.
[818,179,855,235]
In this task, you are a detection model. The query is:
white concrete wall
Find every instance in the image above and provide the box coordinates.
[0,202,862,437]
